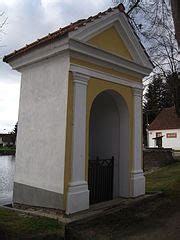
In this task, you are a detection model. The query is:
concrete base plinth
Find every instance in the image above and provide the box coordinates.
[13,182,64,209]
[130,171,145,197]
[66,183,89,215]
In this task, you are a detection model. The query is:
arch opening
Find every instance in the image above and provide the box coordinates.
[88,90,130,204]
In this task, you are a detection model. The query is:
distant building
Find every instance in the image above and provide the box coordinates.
[0,133,15,147]
[148,106,180,150]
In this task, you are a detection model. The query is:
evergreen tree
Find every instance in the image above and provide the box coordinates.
[144,74,174,126]
[10,122,18,146]
[143,74,174,146]
[12,122,18,136]
[166,72,180,117]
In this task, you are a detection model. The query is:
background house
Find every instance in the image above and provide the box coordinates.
[0,134,15,147]
[148,106,180,150]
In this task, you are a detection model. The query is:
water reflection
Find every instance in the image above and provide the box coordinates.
[0,155,15,205]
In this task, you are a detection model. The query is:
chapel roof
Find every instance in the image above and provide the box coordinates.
[3,4,125,63]
[3,3,152,65]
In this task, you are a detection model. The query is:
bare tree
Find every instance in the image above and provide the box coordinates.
[113,1,177,75]
[0,11,7,52]
[0,12,7,28]
[127,1,178,75]
[114,1,180,114]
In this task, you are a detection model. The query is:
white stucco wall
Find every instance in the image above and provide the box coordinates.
[15,52,70,194]
[148,129,180,150]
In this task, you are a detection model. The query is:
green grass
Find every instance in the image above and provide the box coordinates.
[1,162,180,239]
[0,146,16,155]
[146,162,180,196]
[0,208,65,239]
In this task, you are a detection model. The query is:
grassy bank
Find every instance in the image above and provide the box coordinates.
[0,162,180,239]
[146,162,180,196]
[0,146,16,155]
[0,208,65,239]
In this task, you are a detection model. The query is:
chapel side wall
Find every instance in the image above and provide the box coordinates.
[14,53,70,208]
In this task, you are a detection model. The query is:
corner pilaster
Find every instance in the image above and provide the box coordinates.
[131,88,145,197]
[66,72,90,214]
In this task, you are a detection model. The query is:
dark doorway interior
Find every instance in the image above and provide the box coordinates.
[88,90,130,204]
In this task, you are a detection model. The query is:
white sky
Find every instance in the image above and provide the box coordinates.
[0,0,115,133]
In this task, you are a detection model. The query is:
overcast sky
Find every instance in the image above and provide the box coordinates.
[0,0,116,133]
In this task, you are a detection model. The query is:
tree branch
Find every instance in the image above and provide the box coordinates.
[127,0,141,15]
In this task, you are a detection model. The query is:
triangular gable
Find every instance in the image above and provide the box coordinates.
[87,26,133,61]
[70,9,153,69]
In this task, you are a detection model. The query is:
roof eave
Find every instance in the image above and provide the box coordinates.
[3,32,69,64]
[6,37,152,80]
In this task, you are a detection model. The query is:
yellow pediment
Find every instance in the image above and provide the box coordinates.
[88,26,133,61]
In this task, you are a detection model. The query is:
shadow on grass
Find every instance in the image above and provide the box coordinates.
[0,208,65,240]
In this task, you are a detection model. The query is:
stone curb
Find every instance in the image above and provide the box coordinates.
[0,191,163,225]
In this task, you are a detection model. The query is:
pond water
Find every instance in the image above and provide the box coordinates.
[0,155,15,205]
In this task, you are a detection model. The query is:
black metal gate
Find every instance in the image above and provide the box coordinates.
[88,156,114,204]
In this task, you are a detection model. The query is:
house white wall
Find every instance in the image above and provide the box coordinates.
[15,52,70,195]
[148,129,180,150]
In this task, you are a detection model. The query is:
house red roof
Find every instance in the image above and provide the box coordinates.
[148,106,180,131]
[3,4,125,63]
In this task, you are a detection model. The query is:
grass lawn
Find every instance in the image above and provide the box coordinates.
[0,146,16,155]
[146,162,180,196]
[0,208,65,240]
[1,162,180,239]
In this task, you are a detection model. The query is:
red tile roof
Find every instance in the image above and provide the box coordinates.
[148,106,180,131]
[3,4,125,63]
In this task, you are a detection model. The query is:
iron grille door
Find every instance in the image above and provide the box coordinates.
[88,157,114,204]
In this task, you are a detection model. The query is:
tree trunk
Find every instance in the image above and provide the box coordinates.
[171,0,180,45]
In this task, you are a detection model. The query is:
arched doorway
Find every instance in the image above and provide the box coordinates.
[88,90,130,204]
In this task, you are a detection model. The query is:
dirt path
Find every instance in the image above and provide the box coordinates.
[121,210,180,240]
[66,195,180,240]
